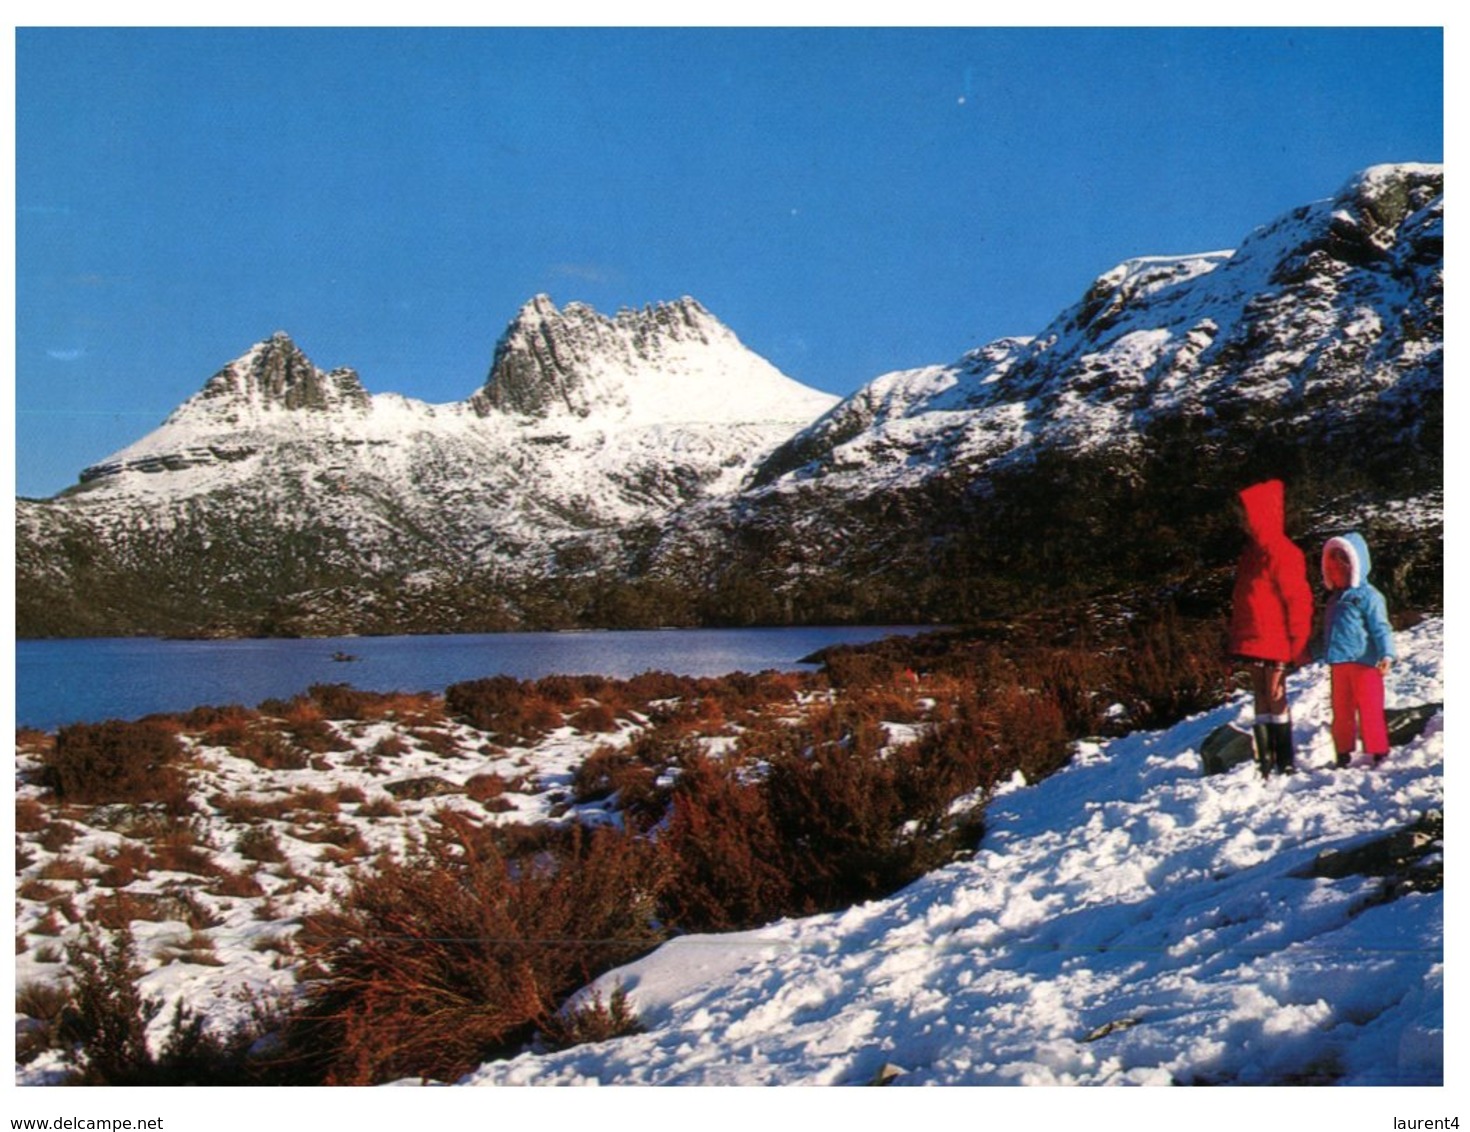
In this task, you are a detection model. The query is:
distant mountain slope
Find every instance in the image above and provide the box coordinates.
[15,164,1442,637]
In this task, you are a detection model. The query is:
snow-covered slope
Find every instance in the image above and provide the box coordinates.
[752,163,1441,495]
[455,618,1443,1087]
[14,620,1442,1088]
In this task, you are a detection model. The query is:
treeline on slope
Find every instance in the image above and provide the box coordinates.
[22,604,1232,1085]
[695,402,1443,629]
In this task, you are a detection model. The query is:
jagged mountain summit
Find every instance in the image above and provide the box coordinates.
[82,298,836,485]
[470,294,829,425]
[15,163,1443,637]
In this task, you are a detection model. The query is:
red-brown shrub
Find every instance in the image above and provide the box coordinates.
[210,793,294,823]
[233,730,310,771]
[986,685,1072,784]
[569,702,619,734]
[444,677,564,744]
[284,788,340,816]
[370,734,411,760]
[176,704,258,748]
[444,675,523,729]
[657,752,792,932]
[570,746,630,803]
[37,856,90,882]
[16,798,48,833]
[757,707,954,911]
[622,671,696,704]
[406,727,463,757]
[1118,610,1230,729]
[658,692,1016,932]
[571,746,668,831]
[38,821,81,853]
[236,825,287,863]
[357,691,445,725]
[150,828,220,877]
[306,684,375,721]
[465,773,508,803]
[286,712,352,755]
[95,843,155,889]
[92,892,177,929]
[533,674,615,708]
[521,696,565,735]
[175,703,257,729]
[538,984,644,1051]
[43,721,189,809]
[209,869,266,898]
[18,878,64,902]
[354,796,402,819]
[30,910,65,937]
[821,649,907,690]
[279,817,666,1085]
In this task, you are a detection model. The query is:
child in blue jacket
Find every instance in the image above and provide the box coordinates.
[1319,532,1396,767]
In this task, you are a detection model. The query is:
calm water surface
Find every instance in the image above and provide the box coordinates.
[15,626,932,731]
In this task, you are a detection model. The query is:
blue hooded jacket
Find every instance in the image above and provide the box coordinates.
[1318,532,1396,666]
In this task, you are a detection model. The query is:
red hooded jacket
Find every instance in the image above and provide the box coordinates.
[1229,479,1313,664]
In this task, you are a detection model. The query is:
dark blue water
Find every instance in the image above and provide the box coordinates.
[14,626,931,731]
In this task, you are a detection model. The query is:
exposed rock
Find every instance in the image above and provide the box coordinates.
[382,776,461,801]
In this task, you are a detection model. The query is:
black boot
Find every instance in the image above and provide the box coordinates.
[1270,722,1296,775]
[1335,751,1352,769]
[1252,724,1273,778]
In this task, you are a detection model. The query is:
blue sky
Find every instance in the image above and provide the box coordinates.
[14,26,1444,499]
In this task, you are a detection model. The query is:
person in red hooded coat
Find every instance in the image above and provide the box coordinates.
[1228,479,1314,777]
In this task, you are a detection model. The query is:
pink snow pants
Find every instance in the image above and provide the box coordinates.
[1330,663,1389,757]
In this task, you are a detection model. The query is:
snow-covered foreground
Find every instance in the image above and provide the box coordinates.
[11,618,1448,1118]
[454,618,1444,1088]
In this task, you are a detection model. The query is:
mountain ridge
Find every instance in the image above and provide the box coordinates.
[748,162,1441,497]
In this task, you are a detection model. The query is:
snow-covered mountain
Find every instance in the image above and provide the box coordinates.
[16,298,837,635]
[751,163,1441,495]
[79,296,836,499]
[14,164,1443,637]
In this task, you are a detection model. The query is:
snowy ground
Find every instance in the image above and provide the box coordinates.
[454,618,1445,1089]
[11,618,1450,1124]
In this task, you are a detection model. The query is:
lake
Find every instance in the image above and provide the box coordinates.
[13,626,933,731]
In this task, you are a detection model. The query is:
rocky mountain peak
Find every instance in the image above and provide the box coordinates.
[192,332,371,415]
[470,295,834,426]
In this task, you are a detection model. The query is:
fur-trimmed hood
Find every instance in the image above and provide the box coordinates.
[1322,532,1373,589]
